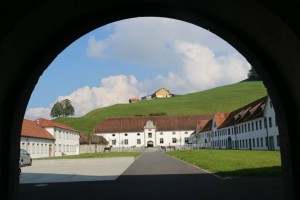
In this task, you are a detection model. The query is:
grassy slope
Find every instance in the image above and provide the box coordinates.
[166,149,282,177]
[53,81,267,133]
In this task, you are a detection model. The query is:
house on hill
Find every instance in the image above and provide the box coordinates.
[151,88,172,99]
[191,96,280,150]
[94,115,212,148]
[129,98,140,103]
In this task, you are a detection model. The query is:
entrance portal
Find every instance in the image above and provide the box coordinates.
[147,141,154,148]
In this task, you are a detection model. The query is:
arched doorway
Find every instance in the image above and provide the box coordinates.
[1,1,300,200]
[227,137,232,149]
[147,141,154,148]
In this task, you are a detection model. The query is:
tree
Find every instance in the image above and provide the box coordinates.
[50,99,75,118]
[247,67,261,80]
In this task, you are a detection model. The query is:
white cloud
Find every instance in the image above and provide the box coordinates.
[86,17,239,67]
[26,75,144,118]
[25,107,51,120]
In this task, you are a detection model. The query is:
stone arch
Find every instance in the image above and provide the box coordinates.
[1,1,299,199]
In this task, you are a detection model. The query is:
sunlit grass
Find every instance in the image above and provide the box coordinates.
[166,149,282,177]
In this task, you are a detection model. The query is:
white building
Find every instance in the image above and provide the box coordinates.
[34,118,80,156]
[191,96,280,150]
[94,115,211,149]
[21,118,80,158]
[20,119,55,158]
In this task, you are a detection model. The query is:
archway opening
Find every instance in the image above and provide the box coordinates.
[1,2,298,200]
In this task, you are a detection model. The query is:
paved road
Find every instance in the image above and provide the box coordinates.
[20,157,134,183]
[19,150,284,200]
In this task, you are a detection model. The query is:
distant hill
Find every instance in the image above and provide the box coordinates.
[53,81,267,133]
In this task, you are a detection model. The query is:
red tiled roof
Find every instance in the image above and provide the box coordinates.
[200,119,213,132]
[22,119,55,140]
[219,96,267,128]
[36,118,79,133]
[196,119,211,132]
[214,112,230,128]
[94,115,212,133]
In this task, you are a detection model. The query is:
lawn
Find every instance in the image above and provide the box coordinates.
[166,149,282,177]
[35,152,142,160]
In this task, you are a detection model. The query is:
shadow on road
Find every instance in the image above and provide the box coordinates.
[19,173,284,200]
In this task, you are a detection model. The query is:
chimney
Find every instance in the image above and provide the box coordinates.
[36,119,40,126]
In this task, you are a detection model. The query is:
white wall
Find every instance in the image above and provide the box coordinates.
[96,130,194,149]
[194,96,280,151]
[20,137,54,158]
[45,127,80,156]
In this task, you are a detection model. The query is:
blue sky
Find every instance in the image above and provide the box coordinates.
[25,17,250,119]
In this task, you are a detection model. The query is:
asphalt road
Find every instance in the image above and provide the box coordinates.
[19,149,284,200]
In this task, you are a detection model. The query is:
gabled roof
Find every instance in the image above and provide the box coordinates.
[196,119,211,133]
[219,96,268,128]
[36,118,79,133]
[152,88,170,95]
[94,115,212,133]
[22,119,55,140]
[214,112,230,128]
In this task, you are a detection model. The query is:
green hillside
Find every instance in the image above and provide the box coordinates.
[53,81,267,133]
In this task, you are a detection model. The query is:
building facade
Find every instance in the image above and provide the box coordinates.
[190,96,280,150]
[94,115,211,149]
[20,119,55,158]
[21,118,80,158]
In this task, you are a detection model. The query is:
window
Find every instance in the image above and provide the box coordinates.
[112,140,116,145]
[277,135,280,146]
[184,137,189,144]
[228,128,230,135]
[173,132,176,135]
[251,122,254,131]
[255,121,258,130]
[125,133,128,136]
[248,123,250,131]
[137,133,140,136]
[265,137,268,147]
[185,132,188,134]
[160,132,163,135]
[148,132,152,138]
[124,139,128,145]
[253,138,255,147]
[257,138,259,147]
[261,137,263,147]
[172,138,177,143]
[269,117,272,127]
[137,139,141,145]
[259,120,262,129]
[160,138,164,144]
[264,118,267,128]
[244,124,247,132]
[112,134,115,137]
